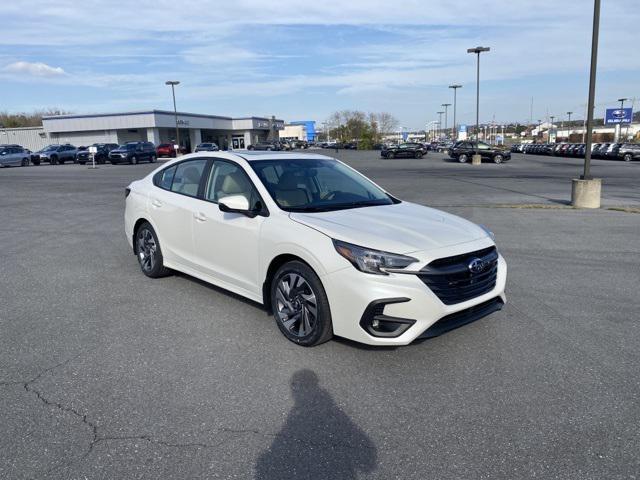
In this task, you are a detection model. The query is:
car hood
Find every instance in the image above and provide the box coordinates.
[290,202,488,254]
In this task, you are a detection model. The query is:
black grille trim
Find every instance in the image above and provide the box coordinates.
[418,246,498,305]
[417,297,504,339]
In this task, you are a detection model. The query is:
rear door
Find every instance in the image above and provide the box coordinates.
[148,158,210,268]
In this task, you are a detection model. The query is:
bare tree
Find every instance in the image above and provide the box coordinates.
[376,112,399,136]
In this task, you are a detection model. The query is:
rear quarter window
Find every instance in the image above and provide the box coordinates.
[154,165,177,190]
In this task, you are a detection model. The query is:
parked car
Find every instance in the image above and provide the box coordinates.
[124,151,507,346]
[449,141,511,164]
[248,141,283,151]
[76,143,119,164]
[0,144,31,167]
[381,143,427,159]
[605,143,622,159]
[617,143,640,162]
[109,142,157,164]
[193,142,220,153]
[156,143,177,158]
[592,143,610,159]
[33,144,78,165]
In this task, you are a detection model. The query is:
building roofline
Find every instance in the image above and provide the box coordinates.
[42,110,284,123]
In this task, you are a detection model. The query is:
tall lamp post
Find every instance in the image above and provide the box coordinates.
[436,111,444,139]
[441,103,451,139]
[566,111,572,141]
[617,97,628,141]
[571,0,602,208]
[165,80,180,151]
[549,115,555,144]
[448,84,462,139]
[467,46,490,163]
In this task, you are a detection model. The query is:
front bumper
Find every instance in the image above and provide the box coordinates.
[321,245,507,346]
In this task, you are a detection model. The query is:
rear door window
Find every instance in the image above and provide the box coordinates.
[170,159,208,197]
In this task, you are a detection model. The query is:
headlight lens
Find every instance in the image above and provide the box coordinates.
[333,239,418,275]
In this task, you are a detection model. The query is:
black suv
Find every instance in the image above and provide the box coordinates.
[109,142,157,164]
[449,141,511,164]
[381,143,427,159]
[617,143,640,162]
[76,143,119,164]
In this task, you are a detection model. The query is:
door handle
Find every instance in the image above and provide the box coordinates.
[151,199,163,208]
[194,212,207,222]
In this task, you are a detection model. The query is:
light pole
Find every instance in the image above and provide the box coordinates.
[566,111,572,141]
[467,46,490,161]
[550,115,555,143]
[441,103,451,139]
[572,0,602,208]
[436,111,444,139]
[165,80,180,151]
[617,97,628,141]
[449,85,462,139]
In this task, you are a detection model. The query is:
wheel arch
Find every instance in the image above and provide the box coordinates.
[262,254,315,312]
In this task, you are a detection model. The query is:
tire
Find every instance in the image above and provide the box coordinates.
[58,158,65,165]
[270,261,333,347]
[150,155,157,163]
[78,161,86,165]
[458,153,468,163]
[388,152,395,159]
[32,158,40,166]
[50,156,58,165]
[21,158,29,167]
[130,156,138,165]
[493,154,504,164]
[623,153,632,162]
[135,222,171,278]
[414,152,423,159]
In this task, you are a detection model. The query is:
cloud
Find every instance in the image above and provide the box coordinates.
[3,61,66,77]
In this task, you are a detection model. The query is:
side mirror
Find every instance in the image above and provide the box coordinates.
[219,195,254,217]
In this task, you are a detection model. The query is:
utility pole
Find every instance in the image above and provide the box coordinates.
[437,111,444,139]
[550,115,555,143]
[572,0,602,208]
[165,81,180,152]
[616,97,628,141]
[467,46,490,162]
[449,84,462,139]
[441,103,451,139]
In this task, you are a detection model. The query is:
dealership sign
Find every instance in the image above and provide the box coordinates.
[605,108,632,125]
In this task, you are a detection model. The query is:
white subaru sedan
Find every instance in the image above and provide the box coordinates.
[124,151,507,346]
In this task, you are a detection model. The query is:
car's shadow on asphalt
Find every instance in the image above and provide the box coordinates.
[254,369,378,479]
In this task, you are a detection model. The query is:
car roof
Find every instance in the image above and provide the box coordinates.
[161,150,335,166]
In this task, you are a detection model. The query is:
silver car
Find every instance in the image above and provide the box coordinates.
[0,145,31,167]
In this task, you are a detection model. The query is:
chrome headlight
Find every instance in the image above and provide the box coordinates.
[333,239,418,275]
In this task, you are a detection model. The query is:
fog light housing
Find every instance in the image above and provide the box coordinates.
[360,298,416,338]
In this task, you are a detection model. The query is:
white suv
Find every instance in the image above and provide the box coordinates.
[124,151,507,346]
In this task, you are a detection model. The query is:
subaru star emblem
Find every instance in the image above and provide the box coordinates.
[468,258,486,274]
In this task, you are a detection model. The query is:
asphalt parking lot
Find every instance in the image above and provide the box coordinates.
[1,151,639,479]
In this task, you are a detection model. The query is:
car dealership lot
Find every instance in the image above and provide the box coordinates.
[1,152,639,479]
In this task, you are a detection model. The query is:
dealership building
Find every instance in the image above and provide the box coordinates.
[1,110,284,152]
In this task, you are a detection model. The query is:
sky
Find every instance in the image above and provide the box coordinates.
[1,0,639,130]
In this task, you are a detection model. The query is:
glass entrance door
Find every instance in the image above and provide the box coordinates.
[232,136,245,149]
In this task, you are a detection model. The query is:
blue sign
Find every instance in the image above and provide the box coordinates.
[402,131,408,140]
[605,108,632,124]
[458,124,467,133]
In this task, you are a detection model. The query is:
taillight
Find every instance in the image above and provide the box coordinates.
[125,187,131,198]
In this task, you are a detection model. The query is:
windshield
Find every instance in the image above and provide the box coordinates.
[42,145,58,151]
[119,144,137,150]
[250,158,395,212]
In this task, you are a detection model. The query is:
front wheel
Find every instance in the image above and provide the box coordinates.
[458,154,468,163]
[135,222,171,278]
[387,152,395,159]
[623,153,632,162]
[271,261,333,346]
[493,154,504,164]
[414,152,423,159]
[130,156,138,165]
[150,155,157,163]
[21,158,29,166]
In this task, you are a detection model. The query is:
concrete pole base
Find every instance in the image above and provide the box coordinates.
[571,178,602,209]
[471,154,482,165]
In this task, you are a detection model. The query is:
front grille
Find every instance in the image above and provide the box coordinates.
[418,297,504,339]
[418,246,498,305]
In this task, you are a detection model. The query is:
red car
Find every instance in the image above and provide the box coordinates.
[156,143,177,158]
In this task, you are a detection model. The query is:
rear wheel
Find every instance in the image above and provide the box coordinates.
[32,158,40,166]
[271,261,333,347]
[414,151,423,159]
[135,222,171,278]
[493,154,504,164]
[623,153,632,162]
[21,158,29,166]
[387,152,395,159]
[50,156,58,165]
[458,153,468,163]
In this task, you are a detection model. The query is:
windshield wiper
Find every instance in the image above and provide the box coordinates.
[288,200,390,213]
